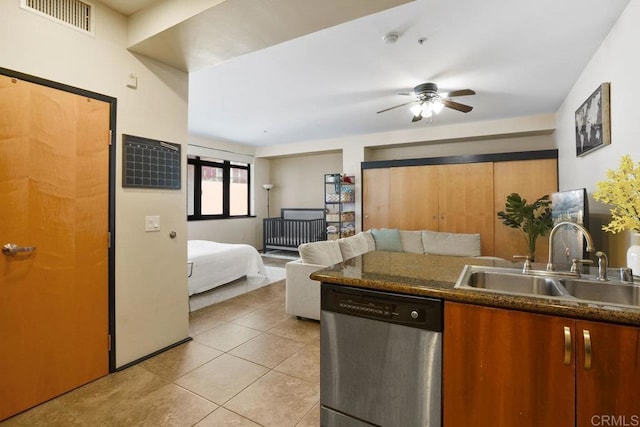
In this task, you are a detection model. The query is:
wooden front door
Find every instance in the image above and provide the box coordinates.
[0,75,110,420]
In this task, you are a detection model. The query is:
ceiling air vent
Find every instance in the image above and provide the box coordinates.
[21,0,94,35]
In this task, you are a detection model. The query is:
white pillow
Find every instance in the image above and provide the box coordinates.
[298,240,343,266]
[338,232,372,260]
[400,230,424,254]
[422,230,481,257]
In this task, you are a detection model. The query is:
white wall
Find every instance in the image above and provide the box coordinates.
[0,2,189,367]
[555,0,640,262]
[367,133,555,162]
[270,152,343,212]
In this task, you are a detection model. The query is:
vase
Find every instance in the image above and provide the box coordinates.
[626,232,640,277]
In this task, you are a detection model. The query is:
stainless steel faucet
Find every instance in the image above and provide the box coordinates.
[595,251,609,281]
[546,221,595,272]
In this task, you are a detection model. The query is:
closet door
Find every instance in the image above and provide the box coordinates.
[389,165,439,231]
[438,163,495,256]
[493,159,558,261]
[362,168,390,230]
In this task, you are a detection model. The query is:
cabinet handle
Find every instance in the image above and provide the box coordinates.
[583,329,592,369]
[563,326,572,365]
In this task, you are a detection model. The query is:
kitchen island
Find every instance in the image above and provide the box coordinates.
[310,250,640,325]
[311,251,640,427]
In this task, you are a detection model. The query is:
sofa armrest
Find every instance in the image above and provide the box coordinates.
[285,260,325,321]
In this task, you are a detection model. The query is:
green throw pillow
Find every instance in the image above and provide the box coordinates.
[370,228,403,252]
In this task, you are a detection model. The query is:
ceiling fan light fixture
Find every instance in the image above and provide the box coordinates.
[410,104,422,117]
[432,99,444,114]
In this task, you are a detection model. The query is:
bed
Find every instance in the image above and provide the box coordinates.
[263,208,326,252]
[187,240,266,296]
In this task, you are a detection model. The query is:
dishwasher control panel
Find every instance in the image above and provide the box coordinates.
[337,299,394,319]
[322,283,443,331]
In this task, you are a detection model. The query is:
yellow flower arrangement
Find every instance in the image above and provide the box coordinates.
[593,155,640,233]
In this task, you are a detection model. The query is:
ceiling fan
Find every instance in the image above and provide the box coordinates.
[377,82,475,122]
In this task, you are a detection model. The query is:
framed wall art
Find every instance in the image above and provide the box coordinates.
[575,82,611,157]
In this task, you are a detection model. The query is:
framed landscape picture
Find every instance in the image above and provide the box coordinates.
[575,82,611,157]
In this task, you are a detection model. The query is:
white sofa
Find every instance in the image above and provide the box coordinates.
[285,228,482,320]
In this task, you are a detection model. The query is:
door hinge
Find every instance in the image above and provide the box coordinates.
[108,231,111,248]
[108,334,112,352]
[109,130,112,146]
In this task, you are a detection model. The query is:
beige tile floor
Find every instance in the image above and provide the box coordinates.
[3,277,321,427]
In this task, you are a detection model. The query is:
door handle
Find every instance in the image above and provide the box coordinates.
[2,243,36,256]
[563,326,572,365]
[583,329,592,369]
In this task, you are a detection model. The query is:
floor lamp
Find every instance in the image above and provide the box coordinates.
[262,184,274,217]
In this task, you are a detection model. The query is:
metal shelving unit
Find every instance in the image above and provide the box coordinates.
[324,173,355,240]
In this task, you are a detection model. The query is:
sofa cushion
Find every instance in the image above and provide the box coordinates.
[422,230,481,257]
[362,230,376,252]
[338,232,372,260]
[371,228,403,252]
[298,240,343,266]
[400,230,424,254]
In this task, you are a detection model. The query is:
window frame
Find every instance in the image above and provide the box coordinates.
[187,156,252,220]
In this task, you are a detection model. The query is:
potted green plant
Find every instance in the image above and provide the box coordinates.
[497,193,553,261]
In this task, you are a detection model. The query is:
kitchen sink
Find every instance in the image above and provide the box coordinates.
[466,270,566,296]
[455,265,640,309]
[560,278,640,308]
[454,265,568,299]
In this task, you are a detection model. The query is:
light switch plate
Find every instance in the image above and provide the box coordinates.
[145,215,160,232]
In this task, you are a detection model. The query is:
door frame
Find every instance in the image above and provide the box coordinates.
[0,67,117,372]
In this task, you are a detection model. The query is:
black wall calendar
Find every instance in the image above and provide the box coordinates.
[123,134,181,189]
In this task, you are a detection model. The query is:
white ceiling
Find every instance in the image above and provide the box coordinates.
[103,0,630,147]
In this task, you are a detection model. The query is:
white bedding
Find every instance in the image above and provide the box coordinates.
[188,240,266,296]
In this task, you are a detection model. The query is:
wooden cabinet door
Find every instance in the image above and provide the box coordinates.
[444,302,575,427]
[362,168,390,230]
[575,320,640,427]
[389,165,439,230]
[493,159,558,261]
[438,163,495,256]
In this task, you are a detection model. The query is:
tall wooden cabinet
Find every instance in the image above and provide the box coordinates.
[444,302,640,427]
[362,151,558,258]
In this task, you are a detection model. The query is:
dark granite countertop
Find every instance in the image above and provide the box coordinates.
[309,251,640,327]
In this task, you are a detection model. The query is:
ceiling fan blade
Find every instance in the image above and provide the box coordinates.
[444,89,475,98]
[398,92,415,96]
[411,114,422,122]
[441,99,473,113]
[377,100,416,114]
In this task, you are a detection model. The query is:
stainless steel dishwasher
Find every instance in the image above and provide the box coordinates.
[320,283,443,427]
